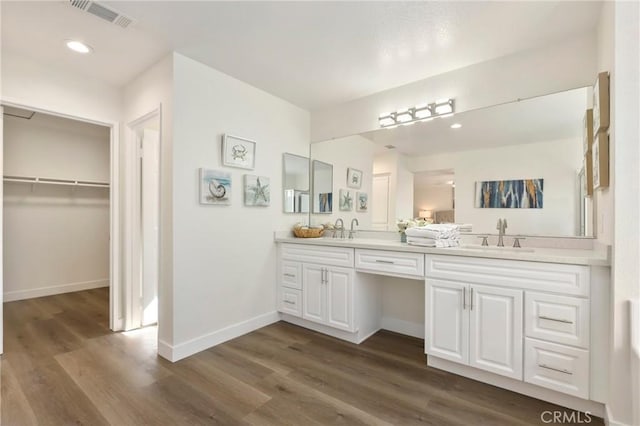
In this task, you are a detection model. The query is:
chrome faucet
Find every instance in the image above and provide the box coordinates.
[334,218,345,239]
[497,218,508,247]
[349,218,359,239]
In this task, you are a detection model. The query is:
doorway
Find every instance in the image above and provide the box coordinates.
[126,110,161,330]
[1,103,118,355]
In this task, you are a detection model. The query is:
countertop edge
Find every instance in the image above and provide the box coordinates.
[274,237,610,267]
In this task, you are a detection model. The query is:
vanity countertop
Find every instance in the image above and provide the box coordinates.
[274,236,610,266]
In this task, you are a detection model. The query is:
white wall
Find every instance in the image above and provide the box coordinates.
[408,138,582,236]
[413,184,453,217]
[311,32,597,142]
[170,53,310,359]
[606,2,640,425]
[3,113,110,301]
[310,135,374,229]
[123,54,173,344]
[380,277,425,338]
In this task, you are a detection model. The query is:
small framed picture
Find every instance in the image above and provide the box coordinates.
[347,168,363,189]
[222,134,256,170]
[200,168,231,205]
[339,189,353,211]
[356,192,368,212]
[593,72,610,136]
[592,133,609,190]
[244,175,270,206]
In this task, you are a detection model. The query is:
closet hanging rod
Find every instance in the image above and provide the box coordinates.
[3,175,110,188]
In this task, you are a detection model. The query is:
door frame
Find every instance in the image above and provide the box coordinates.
[125,107,161,331]
[0,99,122,340]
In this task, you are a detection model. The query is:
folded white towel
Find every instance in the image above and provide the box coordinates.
[405,224,460,240]
[407,237,460,248]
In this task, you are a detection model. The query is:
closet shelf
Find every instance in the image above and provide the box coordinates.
[3,175,110,188]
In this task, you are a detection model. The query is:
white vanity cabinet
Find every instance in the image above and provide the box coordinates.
[301,263,354,331]
[425,254,608,411]
[427,279,523,379]
[277,243,381,342]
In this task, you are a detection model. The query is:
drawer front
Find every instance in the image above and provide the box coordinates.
[280,261,302,289]
[524,338,589,399]
[526,292,590,348]
[355,249,425,279]
[280,243,354,268]
[279,287,302,317]
[425,254,590,297]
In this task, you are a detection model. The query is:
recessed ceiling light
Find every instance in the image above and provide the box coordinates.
[65,40,93,54]
[450,123,462,129]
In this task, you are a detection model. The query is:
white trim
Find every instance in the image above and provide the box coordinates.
[0,98,121,336]
[380,317,424,339]
[428,356,605,418]
[3,279,109,302]
[605,404,631,426]
[158,311,280,362]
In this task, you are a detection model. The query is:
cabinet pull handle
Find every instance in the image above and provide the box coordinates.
[539,315,574,324]
[539,364,572,375]
[374,260,395,264]
[284,300,295,305]
[283,273,296,278]
[463,287,466,310]
[322,268,327,284]
[470,288,474,310]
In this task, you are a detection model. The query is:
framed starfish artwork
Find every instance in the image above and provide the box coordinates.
[244,175,270,206]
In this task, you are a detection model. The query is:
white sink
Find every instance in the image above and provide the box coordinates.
[461,244,535,253]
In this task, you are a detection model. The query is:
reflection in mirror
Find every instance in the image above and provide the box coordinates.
[312,160,333,214]
[310,87,594,237]
[283,153,309,213]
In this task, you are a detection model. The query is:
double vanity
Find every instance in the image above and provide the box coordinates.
[275,234,610,416]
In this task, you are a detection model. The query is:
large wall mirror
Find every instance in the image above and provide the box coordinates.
[309,87,594,238]
[283,153,310,213]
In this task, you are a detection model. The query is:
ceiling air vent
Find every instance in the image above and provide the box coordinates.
[69,0,135,28]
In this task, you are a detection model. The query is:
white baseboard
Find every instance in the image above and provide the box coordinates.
[3,279,109,302]
[158,311,280,362]
[605,404,632,426]
[380,317,424,339]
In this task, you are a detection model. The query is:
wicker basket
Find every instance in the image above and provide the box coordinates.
[293,227,325,238]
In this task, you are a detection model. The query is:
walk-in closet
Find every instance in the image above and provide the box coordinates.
[3,107,110,315]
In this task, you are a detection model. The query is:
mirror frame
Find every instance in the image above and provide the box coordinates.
[311,159,333,214]
[282,152,310,214]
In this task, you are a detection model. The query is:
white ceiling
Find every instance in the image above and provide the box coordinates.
[361,87,589,156]
[2,1,601,110]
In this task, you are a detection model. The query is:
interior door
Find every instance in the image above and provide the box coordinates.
[426,279,469,364]
[372,174,390,231]
[469,284,523,379]
[326,266,354,331]
[141,129,160,326]
[302,264,325,325]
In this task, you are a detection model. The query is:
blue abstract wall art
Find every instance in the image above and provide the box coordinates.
[475,179,544,209]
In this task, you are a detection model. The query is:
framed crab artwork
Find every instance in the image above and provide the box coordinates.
[222,134,256,170]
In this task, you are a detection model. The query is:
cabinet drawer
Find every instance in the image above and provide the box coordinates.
[425,254,590,296]
[355,249,424,279]
[526,292,590,348]
[524,338,589,399]
[279,287,302,317]
[280,261,302,289]
[280,243,354,268]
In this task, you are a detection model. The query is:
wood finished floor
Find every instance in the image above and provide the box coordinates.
[2,288,602,426]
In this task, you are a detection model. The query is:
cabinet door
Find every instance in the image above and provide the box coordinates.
[302,264,325,324]
[326,266,355,332]
[426,279,469,364]
[469,284,523,380]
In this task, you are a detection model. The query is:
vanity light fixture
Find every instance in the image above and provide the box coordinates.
[434,99,455,115]
[65,40,93,54]
[450,123,462,129]
[378,98,455,128]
